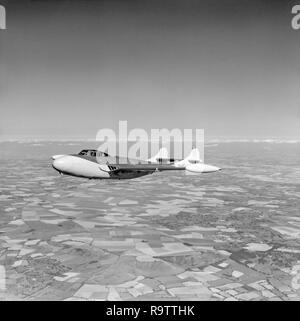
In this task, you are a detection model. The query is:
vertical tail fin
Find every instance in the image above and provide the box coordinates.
[147,147,169,163]
[175,148,202,167]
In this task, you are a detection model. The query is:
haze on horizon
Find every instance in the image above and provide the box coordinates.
[0,0,299,141]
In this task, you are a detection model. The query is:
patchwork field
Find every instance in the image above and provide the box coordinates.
[0,142,299,300]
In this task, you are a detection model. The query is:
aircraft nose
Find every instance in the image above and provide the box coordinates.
[52,154,65,160]
[52,156,72,173]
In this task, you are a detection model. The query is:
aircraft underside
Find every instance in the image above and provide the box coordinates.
[57,169,152,179]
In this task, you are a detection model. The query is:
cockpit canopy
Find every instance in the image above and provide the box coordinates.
[78,149,109,157]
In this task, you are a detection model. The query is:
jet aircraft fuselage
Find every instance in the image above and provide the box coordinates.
[52,149,221,179]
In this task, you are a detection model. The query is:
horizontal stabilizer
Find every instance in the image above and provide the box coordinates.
[186,163,221,173]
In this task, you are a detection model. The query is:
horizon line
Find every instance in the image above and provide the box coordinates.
[0,136,300,144]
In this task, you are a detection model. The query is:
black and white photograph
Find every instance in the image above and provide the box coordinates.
[0,0,300,308]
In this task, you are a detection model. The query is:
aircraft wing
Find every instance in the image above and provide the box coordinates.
[99,164,157,179]
[107,164,179,171]
[99,163,180,179]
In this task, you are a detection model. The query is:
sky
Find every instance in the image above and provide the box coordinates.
[0,0,300,140]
